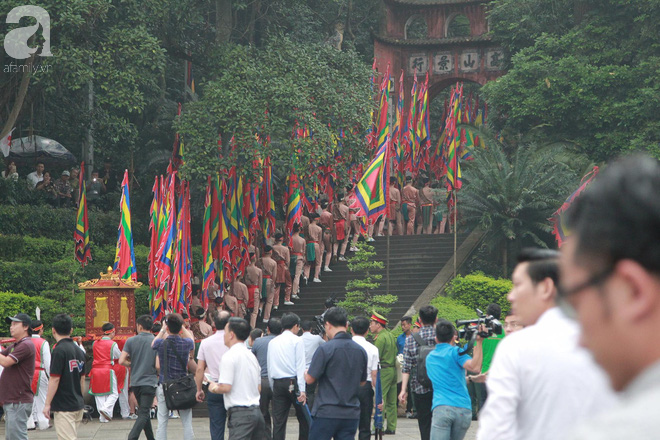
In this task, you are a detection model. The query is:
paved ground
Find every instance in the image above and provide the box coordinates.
[2,417,478,439]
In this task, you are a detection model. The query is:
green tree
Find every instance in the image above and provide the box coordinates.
[484,0,660,160]
[458,127,578,276]
[338,241,397,318]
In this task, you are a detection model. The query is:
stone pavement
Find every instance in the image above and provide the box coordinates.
[3,417,478,439]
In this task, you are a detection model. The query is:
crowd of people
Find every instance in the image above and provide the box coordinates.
[1,153,659,440]
[2,158,119,207]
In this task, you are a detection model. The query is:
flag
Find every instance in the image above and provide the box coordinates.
[551,166,599,247]
[415,72,430,172]
[169,181,193,313]
[148,177,160,289]
[155,174,176,289]
[445,84,464,191]
[74,162,92,268]
[260,157,276,239]
[355,141,390,223]
[402,72,418,174]
[201,177,216,309]
[113,170,137,281]
[393,71,405,186]
[286,172,303,242]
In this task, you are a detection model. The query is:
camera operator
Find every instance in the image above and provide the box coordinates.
[427,319,485,440]
[477,249,616,440]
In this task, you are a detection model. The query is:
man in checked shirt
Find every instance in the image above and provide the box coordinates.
[399,305,438,440]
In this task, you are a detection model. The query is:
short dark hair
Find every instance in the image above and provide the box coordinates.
[31,320,43,331]
[102,322,115,333]
[390,177,397,184]
[324,307,348,328]
[517,248,560,286]
[214,310,231,331]
[350,316,369,335]
[165,313,183,334]
[267,318,283,335]
[137,315,153,331]
[152,323,162,334]
[566,155,660,275]
[301,320,313,331]
[419,305,438,325]
[264,245,273,253]
[281,313,300,330]
[52,314,72,336]
[275,232,284,241]
[250,328,263,341]
[401,316,413,325]
[228,317,250,341]
[486,303,502,320]
[435,319,455,343]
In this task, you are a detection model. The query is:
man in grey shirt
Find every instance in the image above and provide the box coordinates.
[119,315,158,440]
[251,318,282,440]
[559,155,660,439]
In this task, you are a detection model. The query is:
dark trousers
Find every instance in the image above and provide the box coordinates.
[208,392,227,440]
[357,383,374,440]
[272,378,309,440]
[306,382,317,411]
[413,391,433,440]
[260,377,273,440]
[227,406,266,440]
[309,417,359,440]
[128,386,156,440]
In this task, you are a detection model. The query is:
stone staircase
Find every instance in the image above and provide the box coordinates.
[268,233,471,324]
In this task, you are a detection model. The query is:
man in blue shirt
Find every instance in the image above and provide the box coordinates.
[305,307,368,440]
[426,319,483,440]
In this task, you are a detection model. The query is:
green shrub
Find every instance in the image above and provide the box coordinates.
[431,295,480,324]
[135,286,152,318]
[446,272,512,315]
[0,235,69,264]
[0,291,58,337]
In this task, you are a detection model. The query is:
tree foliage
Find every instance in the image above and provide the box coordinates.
[484,0,660,160]
[445,272,513,315]
[459,126,578,276]
[338,241,397,318]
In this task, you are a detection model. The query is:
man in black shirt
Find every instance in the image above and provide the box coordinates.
[43,313,86,440]
[305,307,368,440]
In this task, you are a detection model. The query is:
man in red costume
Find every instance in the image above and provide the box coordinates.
[28,320,51,430]
[89,323,123,422]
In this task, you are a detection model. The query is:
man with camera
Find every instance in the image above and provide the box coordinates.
[477,249,616,440]
[427,319,485,440]
[559,155,660,439]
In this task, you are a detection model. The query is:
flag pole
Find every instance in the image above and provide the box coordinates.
[453,189,457,278]
[386,228,390,295]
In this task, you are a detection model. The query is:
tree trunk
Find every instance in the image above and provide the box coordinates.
[0,54,36,140]
[216,0,233,43]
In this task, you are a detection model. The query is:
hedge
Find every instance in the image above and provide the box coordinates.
[0,291,58,337]
[391,296,477,337]
[446,272,512,315]
[0,205,148,245]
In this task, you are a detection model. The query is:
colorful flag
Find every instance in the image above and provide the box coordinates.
[393,71,405,186]
[74,162,92,268]
[113,170,137,281]
[260,157,276,239]
[551,166,600,247]
[286,172,303,242]
[402,72,418,174]
[355,141,390,223]
[201,177,215,309]
[147,176,160,289]
[155,174,176,289]
[445,84,464,191]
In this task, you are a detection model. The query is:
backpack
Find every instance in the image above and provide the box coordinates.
[412,332,435,389]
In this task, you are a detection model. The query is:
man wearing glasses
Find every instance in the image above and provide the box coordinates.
[560,155,660,439]
[477,249,616,440]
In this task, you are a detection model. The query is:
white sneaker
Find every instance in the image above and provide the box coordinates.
[263,319,269,324]
[368,237,375,242]
[284,301,295,306]
[313,278,322,283]
[338,256,347,261]
[324,266,332,272]
[99,410,112,421]
[350,246,358,252]
[273,306,279,311]
[292,295,300,300]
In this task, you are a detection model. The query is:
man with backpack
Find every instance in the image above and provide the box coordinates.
[399,305,438,440]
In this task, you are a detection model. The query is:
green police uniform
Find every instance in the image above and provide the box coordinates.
[375,327,398,432]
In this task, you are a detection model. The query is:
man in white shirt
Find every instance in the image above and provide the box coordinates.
[209,317,265,440]
[195,310,231,440]
[267,313,308,440]
[300,320,324,410]
[26,162,45,189]
[350,316,379,440]
[477,248,616,440]
[558,156,660,440]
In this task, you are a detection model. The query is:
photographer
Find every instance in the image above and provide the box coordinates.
[427,319,484,440]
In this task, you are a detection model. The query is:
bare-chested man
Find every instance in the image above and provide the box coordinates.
[304,213,323,283]
[401,176,420,235]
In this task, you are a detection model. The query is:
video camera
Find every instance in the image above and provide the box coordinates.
[455,308,503,355]
[312,296,338,337]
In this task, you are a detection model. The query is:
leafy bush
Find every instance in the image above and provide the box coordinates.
[446,272,512,315]
[0,235,69,264]
[431,295,480,324]
[0,291,58,337]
